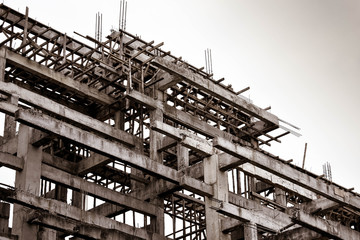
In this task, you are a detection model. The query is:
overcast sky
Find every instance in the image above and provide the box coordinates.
[2,0,360,193]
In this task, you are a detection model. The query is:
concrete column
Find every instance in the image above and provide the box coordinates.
[149,108,164,235]
[244,222,258,240]
[177,144,189,171]
[204,154,230,240]
[12,125,42,240]
[0,54,19,142]
[39,227,57,240]
[0,202,10,234]
[275,188,287,207]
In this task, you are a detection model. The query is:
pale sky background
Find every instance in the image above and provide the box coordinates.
[1,0,360,193]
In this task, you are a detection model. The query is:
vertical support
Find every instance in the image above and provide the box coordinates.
[204,154,230,240]
[177,144,189,171]
[244,222,258,240]
[0,202,10,234]
[4,94,18,140]
[21,7,29,54]
[149,108,164,235]
[114,110,125,131]
[275,188,287,207]
[0,50,19,142]
[12,125,43,240]
[149,109,163,163]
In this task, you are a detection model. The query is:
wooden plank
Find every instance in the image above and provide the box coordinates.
[152,57,279,126]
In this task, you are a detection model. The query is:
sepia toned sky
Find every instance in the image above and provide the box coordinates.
[1,0,360,192]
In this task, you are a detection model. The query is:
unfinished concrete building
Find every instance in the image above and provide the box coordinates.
[0,4,359,240]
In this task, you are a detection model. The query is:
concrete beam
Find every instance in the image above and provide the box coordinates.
[264,227,323,240]
[214,137,360,211]
[42,152,77,175]
[41,164,159,217]
[0,81,137,147]
[237,163,317,200]
[156,71,183,91]
[15,108,179,183]
[126,90,236,141]
[76,153,112,175]
[28,210,103,240]
[151,120,214,156]
[301,197,339,214]
[6,189,169,240]
[4,48,114,106]
[210,200,281,233]
[0,136,18,155]
[227,192,293,232]
[15,109,212,196]
[0,151,23,171]
[152,57,279,126]
[292,210,360,239]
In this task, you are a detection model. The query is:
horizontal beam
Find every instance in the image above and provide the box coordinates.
[5,188,169,240]
[152,57,279,126]
[76,153,110,175]
[179,175,213,197]
[0,151,23,171]
[237,162,317,200]
[264,227,322,240]
[4,48,114,106]
[210,200,281,233]
[151,120,213,156]
[126,90,236,141]
[28,210,104,239]
[300,197,339,214]
[15,109,212,197]
[227,192,293,231]
[156,71,183,91]
[292,210,360,239]
[15,108,179,183]
[0,81,136,147]
[214,137,360,211]
[41,164,159,216]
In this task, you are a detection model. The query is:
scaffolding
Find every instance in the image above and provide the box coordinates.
[0,4,359,240]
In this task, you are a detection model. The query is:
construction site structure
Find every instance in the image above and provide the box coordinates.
[0,4,359,240]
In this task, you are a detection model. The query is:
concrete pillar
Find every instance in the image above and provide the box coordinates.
[12,125,42,240]
[230,226,244,240]
[204,154,230,240]
[149,108,164,235]
[177,144,189,171]
[0,202,10,234]
[0,53,19,142]
[275,188,286,207]
[244,222,258,240]
[39,227,57,240]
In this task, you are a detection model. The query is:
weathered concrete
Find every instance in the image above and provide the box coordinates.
[12,125,42,240]
[0,203,10,235]
[204,155,231,240]
[244,222,258,240]
[214,137,360,211]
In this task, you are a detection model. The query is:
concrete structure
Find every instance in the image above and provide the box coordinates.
[0,4,359,239]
